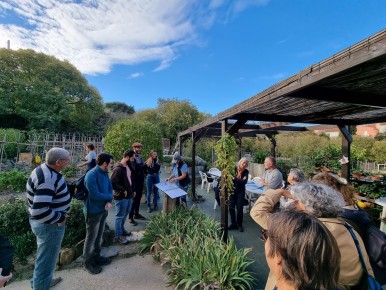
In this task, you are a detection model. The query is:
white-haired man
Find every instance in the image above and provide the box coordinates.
[27,147,71,290]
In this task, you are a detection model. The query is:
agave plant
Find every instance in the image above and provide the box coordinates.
[140,206,255,290]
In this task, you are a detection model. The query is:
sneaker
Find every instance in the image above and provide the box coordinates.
[122,230,132,237]
[50,277,62,287]
[147,207,153,213]
[115,236,129,245]
[153,205,158,211]
[133,213,146,220]
[128,218,138,226]
[84,263,102,275]
[95,256,112,265]
[228,224,238,230]
[238,226,244,232]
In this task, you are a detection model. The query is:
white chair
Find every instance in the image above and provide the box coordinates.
[208,168,221,178]
[199,170,207,189]
[202,173,214,193]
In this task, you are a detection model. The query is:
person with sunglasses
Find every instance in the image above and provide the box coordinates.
[262,210,340,290]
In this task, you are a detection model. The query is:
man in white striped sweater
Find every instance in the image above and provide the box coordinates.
[27,147,71,290]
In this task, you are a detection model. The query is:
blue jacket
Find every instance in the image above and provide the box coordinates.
[84,166,113,215]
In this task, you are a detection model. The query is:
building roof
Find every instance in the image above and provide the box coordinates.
[179,29,386,139]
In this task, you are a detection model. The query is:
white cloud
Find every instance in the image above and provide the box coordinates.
[0,0,269,75]
[0,0,215,75]
[128,72,144,79]
[232,0,270,13]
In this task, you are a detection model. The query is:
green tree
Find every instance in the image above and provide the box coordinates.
[105,102,135,114]
[0,49,104,133]
[131,98,208,142]
[104,120,163,161]
[352,136,375,161]
[371,141,386,164]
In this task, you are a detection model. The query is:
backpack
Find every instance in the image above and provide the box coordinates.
[74,173,88,200]
[343,211,386,284]
[363,225,386,269]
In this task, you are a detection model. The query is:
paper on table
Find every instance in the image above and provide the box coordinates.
[156,182,187,198]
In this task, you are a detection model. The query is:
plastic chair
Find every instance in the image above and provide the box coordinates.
[202,173,214,193]
[199,170,207,189]
[208,168,221,178]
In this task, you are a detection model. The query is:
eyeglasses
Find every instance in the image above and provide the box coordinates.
[259,229,269,242]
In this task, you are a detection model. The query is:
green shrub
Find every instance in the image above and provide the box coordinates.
[9,232,36,260]
[0,129,26,158]
[0,198,35,260]
[0,198,86,260]
[140,207,254,289]
[104,119,163,162]
[62,164,77,178]
[253,151,271,164]
[0,170,30,192]
[62,199,86,247]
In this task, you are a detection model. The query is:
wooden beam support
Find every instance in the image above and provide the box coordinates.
[226,117,248,135]
[338,125,352,181]
[191,131,197,200]
[220,119,228,243]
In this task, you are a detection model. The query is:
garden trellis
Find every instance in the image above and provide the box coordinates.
[0,131,103,171]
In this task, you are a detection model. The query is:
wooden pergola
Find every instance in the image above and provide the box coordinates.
[176,29,386,239]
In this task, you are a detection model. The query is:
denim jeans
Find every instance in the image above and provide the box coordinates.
[30,219,65,290]
[83,210,108,265]
[114,199,132,237]
[175,184,189,206]
[146,174,160,208]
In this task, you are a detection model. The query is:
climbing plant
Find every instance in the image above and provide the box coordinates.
[214,134,237,194]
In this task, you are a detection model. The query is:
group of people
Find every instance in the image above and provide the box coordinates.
[8,145,382,290]
[25,142,163,289]
[227,156,284,232]
[247,157,381,289]
[219,154,382,289]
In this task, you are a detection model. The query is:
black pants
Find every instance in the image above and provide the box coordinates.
[228,192,244,227]
[83,211,108,265]
[129,178,144,218]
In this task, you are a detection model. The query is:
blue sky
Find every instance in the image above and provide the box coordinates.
[0,0,385,115]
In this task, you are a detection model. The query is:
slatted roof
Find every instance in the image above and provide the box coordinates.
[179,29,386,139]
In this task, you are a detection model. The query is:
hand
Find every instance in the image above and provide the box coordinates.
[132,192,136,198]
[124,191,128,197]
[105,202,112,210]
[0,268,12,287]
[57,217,66,227]
[277,189,292,199]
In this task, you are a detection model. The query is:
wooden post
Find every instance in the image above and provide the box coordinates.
[266,134,276,158]
[338,125,352,182]
[221,120,228,243]
[191,131,197,200]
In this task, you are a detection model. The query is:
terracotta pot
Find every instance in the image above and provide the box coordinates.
[352,173,363,179]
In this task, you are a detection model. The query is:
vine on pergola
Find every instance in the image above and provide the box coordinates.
[214,133,237,195]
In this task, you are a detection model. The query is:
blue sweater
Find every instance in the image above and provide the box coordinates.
[84,166,113,215]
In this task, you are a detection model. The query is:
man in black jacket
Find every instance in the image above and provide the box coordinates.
[128,143,146,224]
[110,150,136,244]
